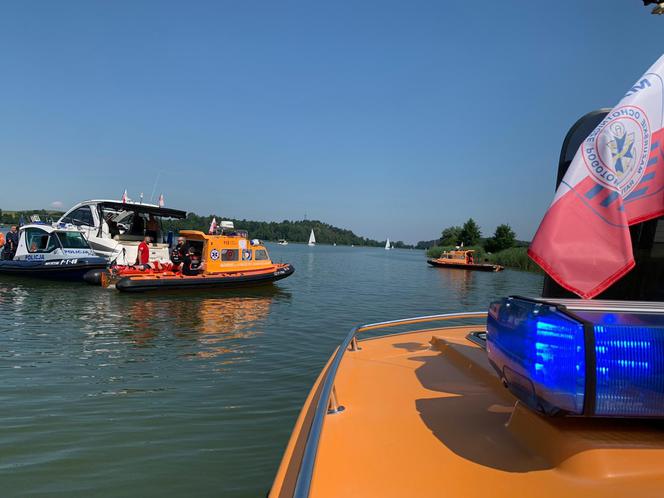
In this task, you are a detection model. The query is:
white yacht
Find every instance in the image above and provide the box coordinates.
[57,199,187,265]
[277,239,288,246]
[385,238,391,250]
[308,229,316,247]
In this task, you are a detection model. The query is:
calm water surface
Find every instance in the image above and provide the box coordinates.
[0,244,543,497]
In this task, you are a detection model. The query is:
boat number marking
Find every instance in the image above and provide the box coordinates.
[44,259,80,266]
[210,249,220,260]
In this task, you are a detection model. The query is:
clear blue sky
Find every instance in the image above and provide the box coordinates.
[0,1,662,243]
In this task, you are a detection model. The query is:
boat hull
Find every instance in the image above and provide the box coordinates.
[427,259,503,272]
[0,257,108,281]
[115,264,295,292]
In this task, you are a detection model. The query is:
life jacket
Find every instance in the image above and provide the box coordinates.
[170,245,185,264]
[0,232,4,247]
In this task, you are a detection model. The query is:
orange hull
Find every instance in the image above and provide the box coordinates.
[270,315,664,497]
[115,263,294,292]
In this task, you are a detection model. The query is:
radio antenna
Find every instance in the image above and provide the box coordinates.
[149,172,162,203]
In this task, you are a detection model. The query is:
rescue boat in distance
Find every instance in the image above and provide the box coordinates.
[427,249,503,272]
[110,227,294,292]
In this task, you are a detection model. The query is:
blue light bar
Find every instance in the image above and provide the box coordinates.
[486,297,664,418]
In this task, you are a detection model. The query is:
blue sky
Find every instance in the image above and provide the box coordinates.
[0,1,662,243]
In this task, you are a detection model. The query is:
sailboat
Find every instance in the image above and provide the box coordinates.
[308,229,316,247]
[385,238,391,250]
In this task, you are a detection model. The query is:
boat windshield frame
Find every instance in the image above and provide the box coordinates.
[96,201,187,220]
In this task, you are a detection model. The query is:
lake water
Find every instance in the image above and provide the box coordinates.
[0,243,543,497]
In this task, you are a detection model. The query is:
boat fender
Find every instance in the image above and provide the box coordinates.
[83,268,110,286]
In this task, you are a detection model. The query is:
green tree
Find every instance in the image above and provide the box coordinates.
[459,218,481,246]
[440,226,462,246]
[485,224,516,253]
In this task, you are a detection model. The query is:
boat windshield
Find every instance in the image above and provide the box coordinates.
[254,248,269,261]
[56,231,89,249]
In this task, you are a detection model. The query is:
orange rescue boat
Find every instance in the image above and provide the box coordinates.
[91,227,294,292]
[427,249,503,272]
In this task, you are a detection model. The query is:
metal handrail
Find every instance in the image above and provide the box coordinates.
[292,311,487,498]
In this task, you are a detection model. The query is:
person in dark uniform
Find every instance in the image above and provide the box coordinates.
[105,214,120,238]
[170,237,187,269]
[2,226,19,260]
[182,247,204,276]
[131,214,145,236]
[145,214,159,242]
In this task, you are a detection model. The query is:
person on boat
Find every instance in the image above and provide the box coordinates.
[170,237,187,269]
[131,214,145,236]
[2,226,18,260]
[135,235,151,268]
[181,247,204,276]
[105,213,120,238]
[146,214,159,242]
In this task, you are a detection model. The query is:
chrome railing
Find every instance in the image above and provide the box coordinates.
[292,311,487,498]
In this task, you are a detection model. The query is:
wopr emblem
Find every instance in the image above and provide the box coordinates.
[210,249,220,260]
[582,105,651,196]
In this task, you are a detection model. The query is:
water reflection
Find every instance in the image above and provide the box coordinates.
[433,268,475,300]
[122,288,290,360]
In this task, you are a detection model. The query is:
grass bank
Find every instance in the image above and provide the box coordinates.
[426,245,542,273]
[486,247,543,273]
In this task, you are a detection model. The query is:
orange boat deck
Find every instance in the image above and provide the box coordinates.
[272,325,664,497]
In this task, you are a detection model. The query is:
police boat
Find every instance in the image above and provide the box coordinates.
[0,223,108,281]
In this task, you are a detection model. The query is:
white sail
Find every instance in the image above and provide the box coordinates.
[308,229,316,246]
[385,238,391,250]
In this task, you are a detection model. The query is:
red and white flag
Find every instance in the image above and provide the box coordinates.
[121,189,128,203]
[529,55,664,298]
[209,217,217,234]
[158,193,165,207]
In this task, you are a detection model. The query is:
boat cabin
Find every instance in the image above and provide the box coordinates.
[179,226,275,273]
[12,224,98,261]
[58,199,187,265]
[437,249,475,265]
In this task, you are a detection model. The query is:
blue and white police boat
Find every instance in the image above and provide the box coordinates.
[0,223,108,281]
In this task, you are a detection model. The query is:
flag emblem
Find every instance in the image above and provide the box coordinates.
[607,124,634,175]
[582,105,651,196]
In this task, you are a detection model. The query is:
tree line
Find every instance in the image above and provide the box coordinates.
[163,213,413,247]
[0,208,415,248]
[0,209,63,224]
[432,218,519,253]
